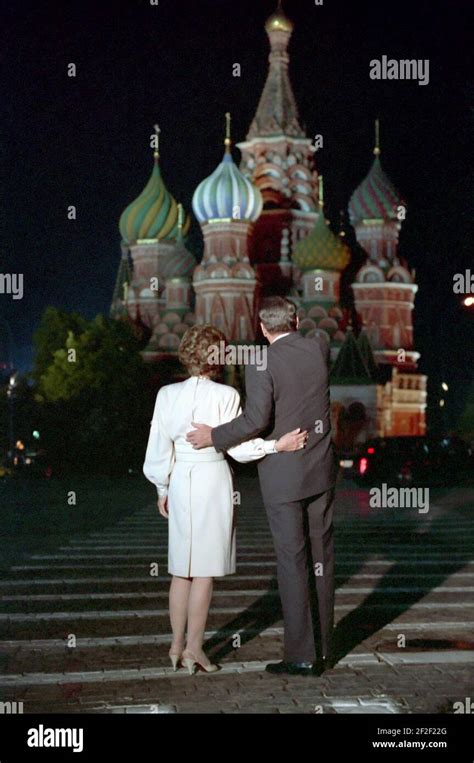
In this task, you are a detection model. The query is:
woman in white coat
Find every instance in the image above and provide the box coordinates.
[143,324,308,674]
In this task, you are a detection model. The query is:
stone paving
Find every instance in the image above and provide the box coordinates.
[0,474,473,714]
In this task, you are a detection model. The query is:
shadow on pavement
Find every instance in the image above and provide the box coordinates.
[210,484,474,664]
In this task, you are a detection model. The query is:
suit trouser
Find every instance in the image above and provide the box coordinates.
[264,488,335,663]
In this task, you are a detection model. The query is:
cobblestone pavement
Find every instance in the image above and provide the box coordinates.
[0,474,473,714]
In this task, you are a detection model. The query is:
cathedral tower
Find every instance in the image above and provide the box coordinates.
[237,1,319,297]
[348,120,419,368]
[114,126,196,360]
[293,176,350,313]
[348,121,427,435]
[192,114,262,342]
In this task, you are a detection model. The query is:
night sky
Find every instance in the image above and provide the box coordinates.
[2,0,473,426]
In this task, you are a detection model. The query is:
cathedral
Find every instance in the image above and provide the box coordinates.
[110,2,427,449]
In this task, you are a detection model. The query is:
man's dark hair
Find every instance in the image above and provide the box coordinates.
[259,296,298,334]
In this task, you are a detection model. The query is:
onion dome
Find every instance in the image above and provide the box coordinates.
[293,177,350,272]
[265,0,294,34]
[119,127,190,245]
[192,113,262,225]
[348,120,404,226]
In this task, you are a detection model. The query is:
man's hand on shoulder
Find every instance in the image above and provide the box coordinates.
[186,422,213,449]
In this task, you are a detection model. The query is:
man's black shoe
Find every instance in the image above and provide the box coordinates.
[265,661,315,676]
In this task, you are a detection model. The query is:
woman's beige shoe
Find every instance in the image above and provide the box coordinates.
[182,650,218,674]
[169,650,182,671]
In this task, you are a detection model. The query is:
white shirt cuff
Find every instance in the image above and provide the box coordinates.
[262,439,278,454]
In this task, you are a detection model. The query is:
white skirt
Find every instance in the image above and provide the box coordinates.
[167,451,237,577]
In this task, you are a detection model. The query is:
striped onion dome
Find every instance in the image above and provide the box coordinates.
[119,158,190,245]
[192,150,262,225]
[348,156,404,226]
[293,208,350,272]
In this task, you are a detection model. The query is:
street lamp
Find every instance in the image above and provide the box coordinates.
[439,381,449,433]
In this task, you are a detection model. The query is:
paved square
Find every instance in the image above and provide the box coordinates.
[0,475,473,714]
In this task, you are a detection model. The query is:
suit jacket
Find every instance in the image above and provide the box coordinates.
[212,331,337,504]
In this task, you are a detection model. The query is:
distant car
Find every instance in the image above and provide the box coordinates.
[353,435,472,487]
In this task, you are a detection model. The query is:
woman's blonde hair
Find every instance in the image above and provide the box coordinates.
[178,324,227,379]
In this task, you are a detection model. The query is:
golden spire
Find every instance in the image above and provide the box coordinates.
[374,118,381,156]
[318,174,324,208]
[153,123,161,160]
[266,0,294,33]
[224,112,232,153]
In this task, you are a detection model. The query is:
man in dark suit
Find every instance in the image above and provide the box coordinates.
[186,296,337,675]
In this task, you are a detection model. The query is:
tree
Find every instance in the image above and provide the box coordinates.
[32,307,87,386]
[35,312,156,474]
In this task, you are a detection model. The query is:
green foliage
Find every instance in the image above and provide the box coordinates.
[32,307,87,386]
[38,314,143,401]
[33,310,156,474]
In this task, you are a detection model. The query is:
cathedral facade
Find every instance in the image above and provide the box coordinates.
[110,3,427,449]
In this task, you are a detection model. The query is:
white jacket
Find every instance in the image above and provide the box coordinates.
[143,376,276,577]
